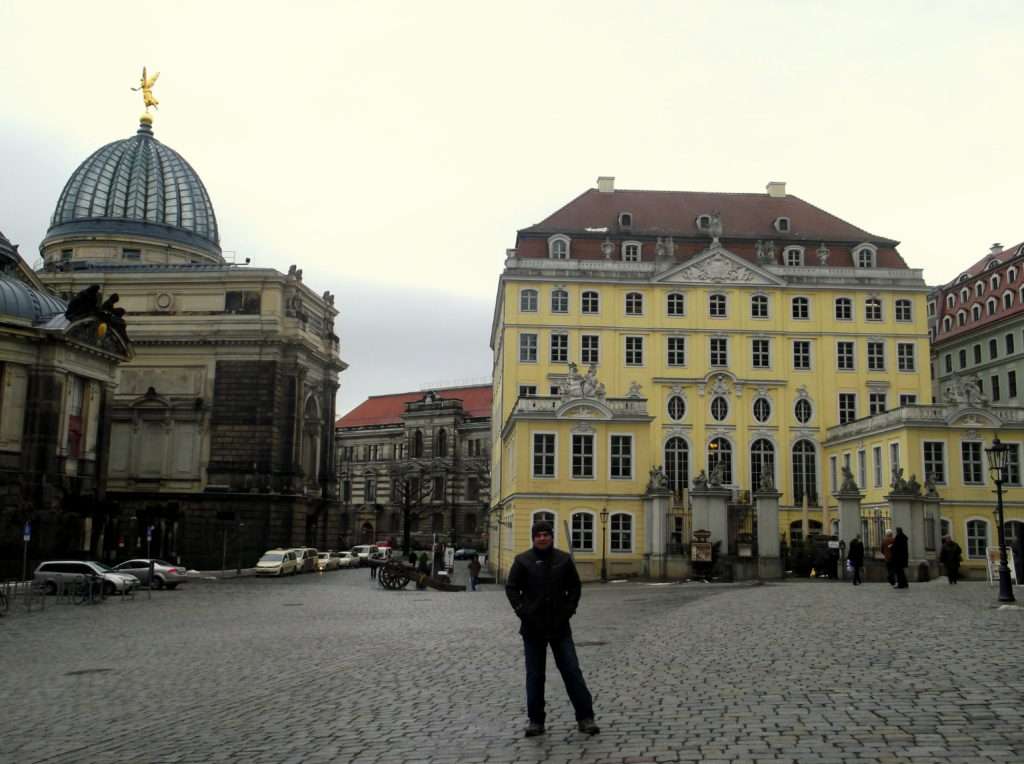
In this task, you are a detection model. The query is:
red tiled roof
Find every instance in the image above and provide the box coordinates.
[521,188,898,244]
[336,385,492,429]
[932,242,1024,345]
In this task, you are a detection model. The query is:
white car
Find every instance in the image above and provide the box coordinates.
[255,549,298,576]
[34,560,139,596]
[334,551,357,569]
[350,545,375,566]
[316,552,339,572]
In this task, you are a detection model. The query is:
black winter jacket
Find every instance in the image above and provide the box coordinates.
[505,547,582,638]
[892,532,909,568]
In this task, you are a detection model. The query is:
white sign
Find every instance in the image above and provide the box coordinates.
[444,546,454,571]
[986,546,1019,585]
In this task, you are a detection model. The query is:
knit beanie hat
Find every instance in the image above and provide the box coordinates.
[531,520,554,538]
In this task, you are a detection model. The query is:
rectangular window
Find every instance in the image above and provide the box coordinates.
[550,333,568,363]
[839,393,856,424]
[869,392,887,415]
[625,336,644,366]
[958,349,967,369]
[897,343,916,371]
[961,441,983,484]
[829,455,838,493]
[518,385,537,397]
[974,344,982,364]
[709,294,727,317]
[572,434,594,479]
[432,476,445,501]
[1009,370,1018,399]
[710,338,728,367]
[342,480,352,502]
[532,433,556,478]
[944,354,952,373]
[752,339,770,369]
[837,341,854,370]
[873,446,882,487]
[793,340,811,370]
[899,394,918,407]
[857,450,866,489]
[581,291,599,313]
[990,338,999,360]
[751,295,768,318]
[1007,333,1016,356]
[365,478,377,503]
[923,441,945,484]
[549,385,560,396]
[667,337,686,367]
[122,248,141,260]
[610,513,633,552]
[571,513,594,552]
[991,374,1001,402]
[519,333,537,362]
[466,477,480,501]
[581,335,599,365]
[866,342,885,371]
[610,435,633,479]
[1007,443,1021,486]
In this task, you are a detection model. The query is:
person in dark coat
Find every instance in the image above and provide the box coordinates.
[505,520,599,738]
[892,527,910,589]
[467,556,482,591]
[939,535,962,584]
[847,535,865,586]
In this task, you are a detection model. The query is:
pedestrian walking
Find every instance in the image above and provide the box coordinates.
[369,560,378,581]
[939,535,962,584]
[467,556,482,592]
[505,520,599,739]
[892,527,910,589]
[847,535,865,586]
[881,529,896,586]
[416,553,430,590]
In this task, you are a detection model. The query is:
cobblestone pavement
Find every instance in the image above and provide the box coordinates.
[1,568,1022,764]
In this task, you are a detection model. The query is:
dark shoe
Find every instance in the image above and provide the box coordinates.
[524,722,545,737]
[577,718,600,735]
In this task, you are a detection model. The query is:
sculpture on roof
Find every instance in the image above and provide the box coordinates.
[131,66,160,113]
[707,212,723,245]
[817,243,830,265]
[65,284,100,322]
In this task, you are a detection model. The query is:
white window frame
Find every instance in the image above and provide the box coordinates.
[750,294,769,319]
[570,511,596,552]
[895,299,912,322]
[751,338,770,369]
[609,434,634,480]
[783,245,803,266]
[794,398,813,425]
[709,293,727,318]
[897,342,916,372]
[548,235,570,260]
[868,391,887,415]
[609,511,635,553]
[854,243,878,268]
[581,334,600,365]
[519,288,538,312]
[965,517,989,559]
[622,241,642,262]
[550,332,569,364]
[836,341,855,371]
[922,440,947,485]
[625,335,644,366]
[551,288,569,314]
[834,297,852,321]
[710,395,729,422]
[872,445,883,488]
[838,392,857,424]
[625,292,644,316]
[531,432,557,479]
[581,290,600,314]
[865,297,882,321]
[666,291,686,317]
[791,296,810,320]
[960,440,984,486]
[792,340,812,371]
[752,396,772,423]
[667,395,686,421]
[519,333,537,363]
[667,336,686,367]
[571,433,595,480]
[867,341,885,371]
[710,337,728,367]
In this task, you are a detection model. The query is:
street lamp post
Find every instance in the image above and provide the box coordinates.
[985,437,1016,603]
[600,508,609,583]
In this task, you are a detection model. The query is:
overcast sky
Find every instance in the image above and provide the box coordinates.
[2,1,1023,416]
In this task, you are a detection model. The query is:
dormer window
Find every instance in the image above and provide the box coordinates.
[1004,291,1014,310]
[122,248,141,260]
[943,316,952,331]
[774,217,791,233]
[946,294,955,309]
[957,310,966,326]
[975,282,984,297]
[855,245,877,268]
[1009,267,1018,282]
[783,246,804,266]
[696,214,711,230]
[622,241,641,262]
[957,273,970,284]
[986,259,1002,271]
[987,298,997,316]
[548,235,570,260]
[618,212,633,230]
[972,304,982,321]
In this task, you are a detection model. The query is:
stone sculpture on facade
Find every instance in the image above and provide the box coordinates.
[707,212,723,245]
[816,243,830,265]
[646,465,669,493]
[891,467,907,493]
[708,461,725,487]
[561,362,607,401]
[627,381,643,398]
[692,469,708,489]
[839,465,859,493]
[924,473,939,498]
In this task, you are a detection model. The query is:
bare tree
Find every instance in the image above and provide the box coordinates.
[388,459,439,556]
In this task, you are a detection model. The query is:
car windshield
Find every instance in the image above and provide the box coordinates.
[90,562,113,572]
[155,560,173,566]
[260,553,284,562]
[318,553,329,559]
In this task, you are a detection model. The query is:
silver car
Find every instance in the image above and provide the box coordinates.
[34,560,138,596]
[111,559,192,589]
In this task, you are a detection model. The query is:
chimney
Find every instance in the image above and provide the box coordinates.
[766,181,786,198]
[991,243,1003,255]
[597,176,615,193]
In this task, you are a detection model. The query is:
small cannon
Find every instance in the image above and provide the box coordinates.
[369,558,465,592]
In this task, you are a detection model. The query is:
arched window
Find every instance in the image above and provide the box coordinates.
[520,289,538,312]
[711,396,729,421]
[532,510,557,545]
[966,519,989,558]
[834,297,852,320]
[750,439,775,491]
[784,246,803,266]
[856,247,876,268]
[1004,291,1014,310]
[960,287,969,303]
[436,429,447,458]
[581,290,599,313]
[625,292,644,315]
[943,316,952,332]
[792,440,817,506]
[667,395,686,421]
[751,294,768,318]
[986,298,997,316]
[975,282,985,297]
[413,430,424,458]
[667,292,685,316]
[972,304,982,321]
[549,236,570,259]
[991,274,1001,290]
[570,511,595,552]
[665,437,689,496]
[1009,267,1018,282]
[610,513,633,552]
[957,310,966,326]
[865,298,882,321]
[795,398,812,424]
[753,397,771,423]
[708,438,732,484]
[709,293,727,317]
[551,288,569,313]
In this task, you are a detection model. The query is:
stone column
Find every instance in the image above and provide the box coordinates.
[887,494,913,540]
[644,487,671,579]
[922,496,943,556]
[834,489,864,546]
[754,487,782,578]
[690,485,731,549]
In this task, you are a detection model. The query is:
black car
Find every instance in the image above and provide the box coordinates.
[453,548,478,561]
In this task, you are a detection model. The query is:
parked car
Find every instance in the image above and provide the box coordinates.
[350,545,375,566]
[34,560,139,596]
[453,548,478,561]
[111,559,192,589]
[255,549,298,576]
[334,551,357,568]
[316,552,339,572]
[293,548,318,573]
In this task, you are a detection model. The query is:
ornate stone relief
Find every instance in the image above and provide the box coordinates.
[601,238,615,259]
[560,362,606,401]
[675,252,762,284]
[571,421,596,434]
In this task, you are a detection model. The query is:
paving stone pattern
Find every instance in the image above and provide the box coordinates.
[1,569,1022,764]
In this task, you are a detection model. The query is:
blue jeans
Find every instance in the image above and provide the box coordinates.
[469,576,478,591]
[523,632,594,724]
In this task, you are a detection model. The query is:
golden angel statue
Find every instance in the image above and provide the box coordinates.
[132,67,160,112]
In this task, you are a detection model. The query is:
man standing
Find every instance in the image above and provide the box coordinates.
[847,535,865,586]
[892,527,910,589]
[939,535,962,584]
[505,520,599,738]
[467,555,482,592]
[881,529,896,586]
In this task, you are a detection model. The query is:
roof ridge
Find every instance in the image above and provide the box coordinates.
[364,383,492,400]
[785,194,896,245]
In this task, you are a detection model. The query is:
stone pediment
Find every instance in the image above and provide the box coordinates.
[947,407,1002,428]
[655,246,782,286]
[556,399,614,420]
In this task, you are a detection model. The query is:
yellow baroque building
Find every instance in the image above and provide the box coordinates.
[488,178,931,581]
